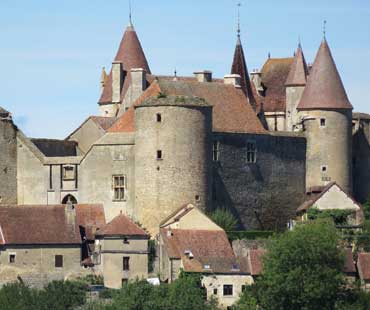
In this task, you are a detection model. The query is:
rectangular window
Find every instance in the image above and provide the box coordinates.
[321,165,328,172]
[123,257,130,271]
[156,113,162,122]
[320,118,326,127]
[63,165,75,180]
[55,255,63,268]
[223,284,233,296]
[246,142,257,163]
[113,175,125,201]
[157,150,162,160]
[9,254,16,264]
[213,288,218,295]
[213,141,220,161]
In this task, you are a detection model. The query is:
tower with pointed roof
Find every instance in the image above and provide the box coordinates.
[297,39,353,193]
[98,20,151,117]
[285,43,308,131]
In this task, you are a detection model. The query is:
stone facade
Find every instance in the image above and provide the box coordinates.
[0,117,17,205]
[213,132,306,230]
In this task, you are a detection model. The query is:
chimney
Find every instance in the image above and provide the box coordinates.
[100,67,107,92]
[112,61,123,103]
[194,70,212,83]
[131,68,147,97]
[250,69,264,92]
[224,74,241,88]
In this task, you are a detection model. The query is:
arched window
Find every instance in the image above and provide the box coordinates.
[62,194,77,204]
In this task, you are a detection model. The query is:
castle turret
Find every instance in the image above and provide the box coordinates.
[285,43,308,131]
[297,39,353,193]
[231,32,255,109]
[0,106,17,204]
[98,22,151,117]
[134,96,213,235]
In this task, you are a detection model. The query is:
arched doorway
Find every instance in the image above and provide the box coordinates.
[62,194,77,204]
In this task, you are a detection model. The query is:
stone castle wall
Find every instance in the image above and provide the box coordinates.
[213,132,306,230]
[0,119,17,205]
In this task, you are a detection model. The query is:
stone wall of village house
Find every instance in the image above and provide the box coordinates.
[213,132,306,230]
[68,118,106,154]
[134,105,213,236]
[0,245,84,288]
[97,237,148,289]
[0,119,17,205]
[79,139,135,222]
[17,136,48,204]
[202,274,254,309]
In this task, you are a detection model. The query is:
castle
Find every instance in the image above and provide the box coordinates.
[1,17,369,236]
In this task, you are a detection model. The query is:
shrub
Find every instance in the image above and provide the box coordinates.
[210,208,238,231]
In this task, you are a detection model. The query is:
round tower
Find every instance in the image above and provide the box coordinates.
[297,39,353,194]
[134,96,213,235]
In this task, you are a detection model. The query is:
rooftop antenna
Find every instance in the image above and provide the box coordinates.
[323,20,327,39]
[129,0,133,26]
[237,2,242,39]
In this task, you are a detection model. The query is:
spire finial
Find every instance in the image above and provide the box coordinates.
[237,2,241,38]
[129,0,133,26]
[173,68,178,81]
[323,20,327,40]
[298,36,301,48]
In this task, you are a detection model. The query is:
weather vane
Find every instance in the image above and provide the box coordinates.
[323,20,327,39]
[129,0,132,25]
[237,2,242,38]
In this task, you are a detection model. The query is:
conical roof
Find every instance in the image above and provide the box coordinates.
[297,39,352,110]
[231,37,255,105]
[99,24,151,104]
[285,44,308,86]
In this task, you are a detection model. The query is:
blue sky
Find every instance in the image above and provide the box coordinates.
[1,0,369,138]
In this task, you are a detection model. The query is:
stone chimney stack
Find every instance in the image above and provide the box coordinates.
[65,199,76,232]
[250,70,263,93]
[112,61,123,103]
[224,74,241,88]
[131,68,147,97]
[194,71,212,83]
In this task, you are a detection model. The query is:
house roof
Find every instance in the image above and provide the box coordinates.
[160,228,241,273]
[296,182,362,213]
[260,57,294,112]
[297,39,352,110]
[99,23,151,104]
[96,213,148,237]
[247,249,266,276]
[90,116,117,130]
[109,79,265,134]
[285,44,308,87]
[358,252,370,281]
[30,139,78,157]
[75,204,106,241]
[231,37,255,105]
[0,205,84,245]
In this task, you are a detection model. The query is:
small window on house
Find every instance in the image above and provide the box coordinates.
[123,257,130,271]
[63,165,75,180]
[213,141,220,162]
[113,175,125,201]
[9,254,16,264]
[223,284,233,296]
[213,288,218,295]
[246,142,257,163]
[321,165,328,173]
[123,237,129,244]
[195,195,200,202]
[156,113,162,122]
[157,150,162,160]
[320,118,326,127]
[55,255,63,268]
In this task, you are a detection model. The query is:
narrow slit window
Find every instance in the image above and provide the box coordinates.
[123,257,130,271]
[55,255,63,268]
[9,254,16,264]
[213,141,220,162]
[157,150,162,160]
[156,113,162,122]
[320,118,326,127]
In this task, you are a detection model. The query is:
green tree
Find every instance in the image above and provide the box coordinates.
[0,282,38,310]
[242,220,345,310]
[210,208,238,231]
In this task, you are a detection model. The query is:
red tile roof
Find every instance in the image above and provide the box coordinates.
[96,213,148,237]
[297,39,352,110]
[260,57,294,112]
[108,79,265,134]
[358,252,370,281]
[248,249,266,276]
[231,37,255,106]
[285,44,308,87]
[0,205,83,245]
[99,24,151,104]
